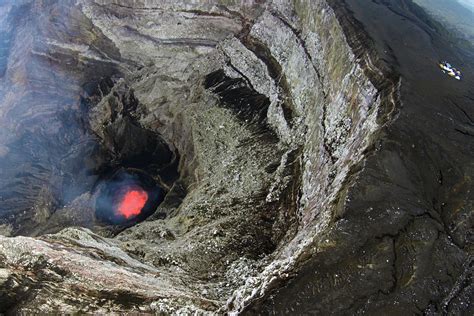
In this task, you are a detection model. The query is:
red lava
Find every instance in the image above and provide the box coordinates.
[117,188,148,219]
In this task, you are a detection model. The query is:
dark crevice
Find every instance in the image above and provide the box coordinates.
[388,236,398,294]
[86,289,150,309]
[238,35,295,127]
[204,69,272,128]
[178,9,235,19]
[222,55,256,92]
[454,128,474,137]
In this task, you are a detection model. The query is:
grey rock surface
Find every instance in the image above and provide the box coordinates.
[0,0,472,314]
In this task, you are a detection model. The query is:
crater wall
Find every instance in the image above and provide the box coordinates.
[0,0,470,314]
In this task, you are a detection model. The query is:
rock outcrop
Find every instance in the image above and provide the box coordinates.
[0,0,472,314]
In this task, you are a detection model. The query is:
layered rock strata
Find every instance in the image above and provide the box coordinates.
[0,0,471,314]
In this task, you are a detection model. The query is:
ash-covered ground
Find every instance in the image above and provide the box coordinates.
[0,0,472,314]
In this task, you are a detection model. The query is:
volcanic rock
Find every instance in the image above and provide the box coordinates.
[0,0,472,314]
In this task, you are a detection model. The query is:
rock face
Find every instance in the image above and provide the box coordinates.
[0,0,472,314]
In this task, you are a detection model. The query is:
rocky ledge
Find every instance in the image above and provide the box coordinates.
[0,0,472,314]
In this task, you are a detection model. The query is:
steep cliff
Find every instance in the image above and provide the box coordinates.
[0,0,471,314]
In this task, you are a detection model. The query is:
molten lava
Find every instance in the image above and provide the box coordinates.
[117,188,148,219]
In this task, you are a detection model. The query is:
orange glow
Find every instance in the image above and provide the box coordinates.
[117,189,148,219]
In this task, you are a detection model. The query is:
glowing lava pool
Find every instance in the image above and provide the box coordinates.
[118,188,148,219]
[95,168,165,225]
